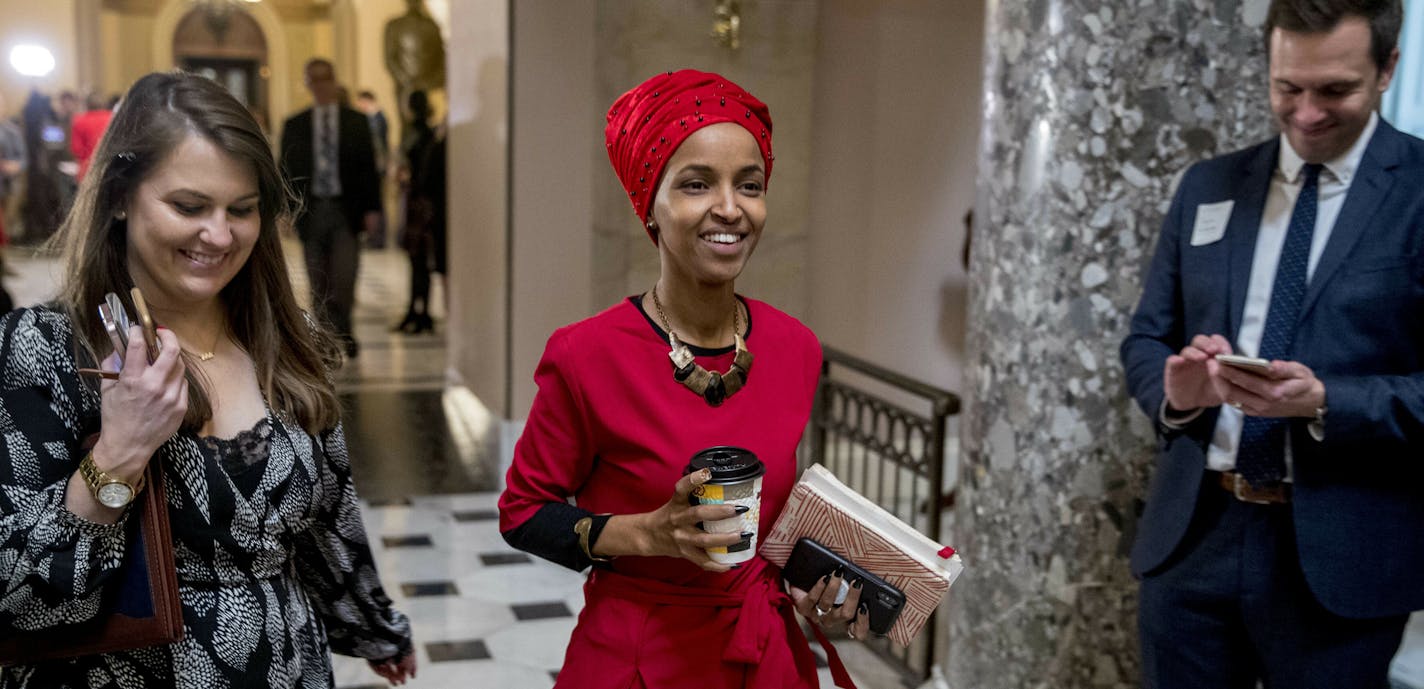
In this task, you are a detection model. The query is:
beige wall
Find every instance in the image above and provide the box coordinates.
[100,11,144,97]
[806,0,983,394]
[508,1,597,416]
[0,3,79,111]
[445,0,510,414]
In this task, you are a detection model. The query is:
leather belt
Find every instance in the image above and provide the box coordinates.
[1212,471,1290,505]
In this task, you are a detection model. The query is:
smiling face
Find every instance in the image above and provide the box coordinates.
[1269,17,1397,164]
[124,133,260,312]
[650,123,767,289]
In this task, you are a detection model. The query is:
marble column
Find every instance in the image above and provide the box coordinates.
[950,0,1275,687]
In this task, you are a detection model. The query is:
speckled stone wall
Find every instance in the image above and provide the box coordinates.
[950,0,1275,686]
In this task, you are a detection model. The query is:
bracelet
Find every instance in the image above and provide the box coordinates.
[574,515,614,563]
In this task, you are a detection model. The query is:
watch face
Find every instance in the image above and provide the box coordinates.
[97,482,134,508]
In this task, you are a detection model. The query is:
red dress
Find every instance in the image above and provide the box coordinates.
[500,297,834,688]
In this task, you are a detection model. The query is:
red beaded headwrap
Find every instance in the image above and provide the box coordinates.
[605,69,773,241]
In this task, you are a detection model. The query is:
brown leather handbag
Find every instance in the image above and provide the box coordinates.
[0,456,183,665]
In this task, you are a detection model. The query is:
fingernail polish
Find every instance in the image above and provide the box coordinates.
[734,505,750,514]
[858,602,869,615]
[819,574,830,585]
[729,563,741,569]
[852,578,863,589]
[739,531,754,539]
[832,565,844,579]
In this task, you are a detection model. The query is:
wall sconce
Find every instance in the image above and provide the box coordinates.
[712,0,741,51]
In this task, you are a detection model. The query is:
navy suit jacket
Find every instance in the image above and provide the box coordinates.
[1120,119,1424,619]
[278,105,381,237]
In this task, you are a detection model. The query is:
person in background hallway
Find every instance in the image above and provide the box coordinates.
[279,58,381,360]
[20,91,62,244]
[0,90,24,248]
[1120,1,1423,687]
[0,70,414,688]
[356,90,391,249]
[394,90,439,334]
[499,70,872,689]
[51,90,79,210]
[70,91,114,182]
[0,92,20,309]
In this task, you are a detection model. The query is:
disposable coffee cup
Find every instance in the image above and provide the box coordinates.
[685,446,765,565]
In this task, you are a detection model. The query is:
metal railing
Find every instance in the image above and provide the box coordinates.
[801,345,961,684]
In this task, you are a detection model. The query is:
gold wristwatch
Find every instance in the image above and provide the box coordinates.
[78,451,144,509]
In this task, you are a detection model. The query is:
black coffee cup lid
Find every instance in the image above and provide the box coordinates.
[685,446,764,483]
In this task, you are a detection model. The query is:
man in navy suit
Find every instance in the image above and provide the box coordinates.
[1121,1,1422,686]
[279,58,381,359]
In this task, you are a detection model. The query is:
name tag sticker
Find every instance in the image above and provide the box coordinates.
[1190,200,1234,246]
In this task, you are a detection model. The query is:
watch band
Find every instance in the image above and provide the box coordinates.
[1308,404,1327,442]
[78,451,143,506]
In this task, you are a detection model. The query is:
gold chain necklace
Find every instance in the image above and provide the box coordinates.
[651,285,753,407]
[186,328,224,362]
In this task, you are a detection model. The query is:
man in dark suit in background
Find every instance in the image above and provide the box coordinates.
[280,58,381,358]
[1121,1,1422,686]
[356,90,391,249]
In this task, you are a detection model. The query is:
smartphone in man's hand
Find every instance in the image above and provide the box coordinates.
[1215,354,1272,373]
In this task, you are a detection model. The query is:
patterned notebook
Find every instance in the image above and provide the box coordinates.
[763,464,964,646]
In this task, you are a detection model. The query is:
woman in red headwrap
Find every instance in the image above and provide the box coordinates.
[498,70,868,688]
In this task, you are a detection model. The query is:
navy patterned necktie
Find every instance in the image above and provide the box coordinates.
[1236,162,1323,487]
[315,107,338,197]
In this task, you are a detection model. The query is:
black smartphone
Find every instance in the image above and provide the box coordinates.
[782,537,905,636]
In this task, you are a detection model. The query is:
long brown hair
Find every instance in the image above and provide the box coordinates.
[52,71,342,434]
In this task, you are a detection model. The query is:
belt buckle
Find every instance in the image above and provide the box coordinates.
[1230,473,1274,505]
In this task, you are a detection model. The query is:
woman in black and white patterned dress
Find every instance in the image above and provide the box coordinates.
[0,72,416,687]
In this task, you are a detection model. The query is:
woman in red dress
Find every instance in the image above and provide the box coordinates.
[498,71,871,688]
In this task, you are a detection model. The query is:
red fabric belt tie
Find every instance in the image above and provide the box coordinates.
[590,567,857,688]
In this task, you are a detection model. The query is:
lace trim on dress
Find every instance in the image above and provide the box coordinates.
[200,416,274,478]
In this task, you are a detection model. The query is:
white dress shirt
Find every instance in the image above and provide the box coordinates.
[1202,112,1379,475]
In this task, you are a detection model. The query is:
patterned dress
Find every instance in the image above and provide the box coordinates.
[0,307,411,688]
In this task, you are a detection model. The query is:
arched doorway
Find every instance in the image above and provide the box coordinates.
[172,6,270,132]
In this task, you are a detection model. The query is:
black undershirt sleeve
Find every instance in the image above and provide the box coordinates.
[502,502,613,572]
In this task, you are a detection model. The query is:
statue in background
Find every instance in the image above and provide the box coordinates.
[383,0,445,147]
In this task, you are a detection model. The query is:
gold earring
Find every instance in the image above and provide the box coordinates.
[646,219,657,231]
